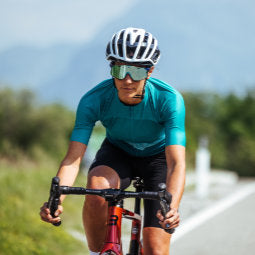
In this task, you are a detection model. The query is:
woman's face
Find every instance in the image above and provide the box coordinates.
[113,62,154,105]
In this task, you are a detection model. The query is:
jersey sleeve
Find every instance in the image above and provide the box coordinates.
[70,92,99,145]
[161,92,186,147]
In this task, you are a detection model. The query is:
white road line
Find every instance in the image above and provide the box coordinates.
[172,182,255,243]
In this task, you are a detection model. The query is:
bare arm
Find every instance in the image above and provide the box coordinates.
[57,141,86,184]
[40,141,86,223]
[165,145,186,210]
[56,141,87,203]
[157,144,186,230]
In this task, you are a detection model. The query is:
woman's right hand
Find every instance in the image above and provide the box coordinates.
[39,202,63,224]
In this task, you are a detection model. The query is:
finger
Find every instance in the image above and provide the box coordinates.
[41,207,51,215]
[40,213,52,222]
[168,217,180,225]
[40,209,61,222]
[160,219,180,230]
[40,202,48,209]
[40,207,51,218]
[165,208,178,218]
[169,222,180,229]
[50,216,61,223]
[41,215,61,224]
[41,216,50,223]
[166,221,180,230]
[54,205,63,217]
[40,205,46,211]
[40,210,53,221]
[40,202,50,213]
[165,213,180,225]
[170,214,179,224]
[164,218,180,229]
[156,210,164,221]
[158,220,164,228]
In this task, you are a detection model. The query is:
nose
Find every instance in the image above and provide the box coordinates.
[123,74,133,84]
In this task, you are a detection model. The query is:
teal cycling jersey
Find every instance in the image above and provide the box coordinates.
[70,77,186,157]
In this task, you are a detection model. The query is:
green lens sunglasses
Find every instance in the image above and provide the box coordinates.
[111,65,149,81]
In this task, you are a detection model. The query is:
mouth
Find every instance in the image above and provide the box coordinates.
[121,87,135,91]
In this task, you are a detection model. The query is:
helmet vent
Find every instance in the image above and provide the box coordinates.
[106,43,111,55]
[127,34,131,44]
[144,34,149,42]
[145,47,153,59]
[112,34,116,55]
[151,50,160,63]
[145,38,155,58]
[135,35,140,45]
[119,31,124,40]
[137,46,146,59]
[118,42,123,57]
[117,31,125,57]
[126,45,134,58]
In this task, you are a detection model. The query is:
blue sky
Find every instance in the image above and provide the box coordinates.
[0,0,137,51]
[1,0,255,99]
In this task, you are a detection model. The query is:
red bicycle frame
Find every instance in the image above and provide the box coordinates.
[100,201,143,255]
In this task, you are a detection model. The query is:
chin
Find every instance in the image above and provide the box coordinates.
[119,95,135,104]
[120,92,135,98]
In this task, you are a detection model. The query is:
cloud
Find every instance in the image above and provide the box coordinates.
[0,0,138,50]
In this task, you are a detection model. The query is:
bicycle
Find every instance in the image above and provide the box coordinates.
[47,176,175,255]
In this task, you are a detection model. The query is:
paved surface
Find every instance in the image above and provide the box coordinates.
[171,180,255,255]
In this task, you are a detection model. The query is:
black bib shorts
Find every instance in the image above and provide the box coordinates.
[89,138,167,229]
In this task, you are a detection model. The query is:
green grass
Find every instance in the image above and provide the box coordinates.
[0,158,88,255]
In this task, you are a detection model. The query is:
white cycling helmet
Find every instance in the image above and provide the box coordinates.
[106,27,160,66]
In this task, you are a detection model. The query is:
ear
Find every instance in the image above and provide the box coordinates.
[147,66,155,79]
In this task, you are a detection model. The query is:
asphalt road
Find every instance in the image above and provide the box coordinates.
[171,186,255,255]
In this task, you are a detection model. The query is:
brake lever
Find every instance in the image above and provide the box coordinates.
[47,177,61,226]
[158,183,175,234]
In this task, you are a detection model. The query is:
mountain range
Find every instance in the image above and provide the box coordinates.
[1,0,255,109]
